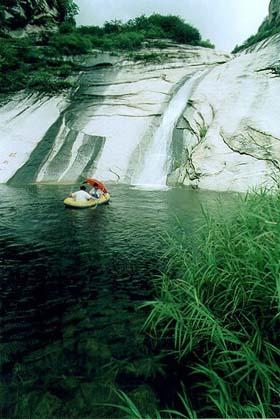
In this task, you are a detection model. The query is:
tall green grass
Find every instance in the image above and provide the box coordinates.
[141,190,280,418]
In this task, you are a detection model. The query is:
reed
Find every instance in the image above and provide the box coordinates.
[142,190,280,417]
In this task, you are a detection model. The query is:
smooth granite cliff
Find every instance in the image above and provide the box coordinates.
[1,1,280,192]
[170,34,280,191]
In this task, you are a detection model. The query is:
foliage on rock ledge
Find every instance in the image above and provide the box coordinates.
[0,36,78,94]
[75,14,215,51]
[232,8,280,53]
[0,9,215,95]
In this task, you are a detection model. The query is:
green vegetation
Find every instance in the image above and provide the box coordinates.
[128,52,164,63]
[0,0,81,94]
[0,37,78,94]
[139,190,280,417]
[75,14,214,50]
[233,20,280,53]
[199,125,207,139]
[0,11,214,95]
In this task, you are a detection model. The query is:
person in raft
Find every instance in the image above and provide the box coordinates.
[71,185,94,202]
[89,185,102,198]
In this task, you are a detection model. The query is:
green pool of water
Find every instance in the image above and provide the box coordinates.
[0,184,236,417]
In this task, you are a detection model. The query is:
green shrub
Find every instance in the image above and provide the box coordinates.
[0,69,27,92]
[100,37,114,50]
[141,25,164,40]
[148,14,201,44]
[76,25,103,37]
[199,125,207,139]
[127,15,148,30]
[0,11,215,94]
[0,39,31,70]
[112,31,145,50]
[233,26,280,53]
[56,63,73,77]
[196,39,215,49]
[27,70,72,92]
[129,52,162,63]
[58,21,76,34]
[0,36,78,94]
[103,19,124,34]
[87,35,103,49]
[80,14,214,50]
[50,33,92,55]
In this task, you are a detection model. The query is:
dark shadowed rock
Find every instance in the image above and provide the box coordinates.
[269,0,280,25]
[0,0,68,34]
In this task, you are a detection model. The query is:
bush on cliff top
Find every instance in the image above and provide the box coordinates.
[75,14,214,50]
[0,12,214,94]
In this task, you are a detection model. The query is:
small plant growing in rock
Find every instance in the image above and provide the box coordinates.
[199,125,207,139]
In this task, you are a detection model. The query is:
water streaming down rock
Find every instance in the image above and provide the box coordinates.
[4,36,280,191]
[133,71,203,188]
[1,46,230,186]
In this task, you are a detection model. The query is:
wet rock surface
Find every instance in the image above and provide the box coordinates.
[1,31,280,191]
[0,43,229,185]
[173,34,280,191]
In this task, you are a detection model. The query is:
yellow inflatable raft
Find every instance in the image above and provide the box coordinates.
[64,193,110,209]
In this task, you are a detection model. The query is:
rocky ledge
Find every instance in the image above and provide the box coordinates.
[0,43,229,185]
[1,33,280,192]
[170,34,280,191]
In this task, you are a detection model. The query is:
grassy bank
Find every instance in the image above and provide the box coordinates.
[135,191,280,418]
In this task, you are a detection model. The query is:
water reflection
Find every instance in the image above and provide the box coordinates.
[0,184,237,416]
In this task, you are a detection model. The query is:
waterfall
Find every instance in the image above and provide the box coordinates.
[133,71,202,188]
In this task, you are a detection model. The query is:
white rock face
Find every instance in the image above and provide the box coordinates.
[0,95,66,183]
[71,45,229,184]
[2,33,280,192]
[171,34,280,192]
[1,44,227,185]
